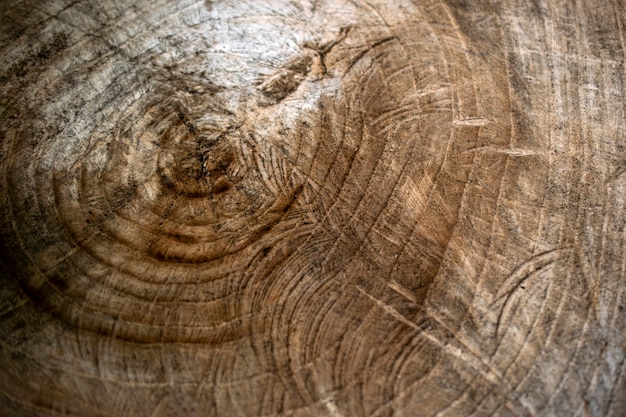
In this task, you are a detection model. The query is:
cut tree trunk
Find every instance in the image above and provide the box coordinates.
[0,0,625,416]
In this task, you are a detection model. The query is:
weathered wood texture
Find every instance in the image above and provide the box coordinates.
[1,0,625,415]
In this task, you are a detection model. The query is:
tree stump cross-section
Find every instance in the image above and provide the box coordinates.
[0,0,625,416]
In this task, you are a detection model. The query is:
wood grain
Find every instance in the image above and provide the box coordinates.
[0,0,625,415]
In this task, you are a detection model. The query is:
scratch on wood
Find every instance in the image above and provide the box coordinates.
[387,279,417,304]
[467,145,539,157]
[453,117,491,126]
[355,284,421,332]
[492,248,570,339]
[424,312,505,387]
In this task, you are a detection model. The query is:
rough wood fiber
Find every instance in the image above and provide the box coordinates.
[0,0,625,416]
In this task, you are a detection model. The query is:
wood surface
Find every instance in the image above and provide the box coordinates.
[1,0,625,415]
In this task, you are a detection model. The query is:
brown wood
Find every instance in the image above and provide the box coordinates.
[1,0,625,415]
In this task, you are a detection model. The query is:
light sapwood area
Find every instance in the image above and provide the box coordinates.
[0,0,625,416]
